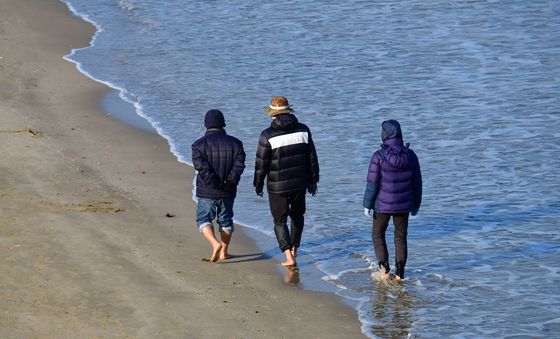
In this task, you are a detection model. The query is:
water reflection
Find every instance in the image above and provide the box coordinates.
[283,266,301,286]
[371,285,414,338]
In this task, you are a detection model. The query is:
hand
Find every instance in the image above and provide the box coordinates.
[222,180,236,191]
[255,185,264,197]
[307,182,317,196]
[212,179,223,191]
[364,208,374,218]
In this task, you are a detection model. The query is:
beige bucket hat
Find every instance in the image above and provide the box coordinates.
[264,96,295,116]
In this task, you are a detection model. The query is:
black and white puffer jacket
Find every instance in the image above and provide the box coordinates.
[254,113,319,194]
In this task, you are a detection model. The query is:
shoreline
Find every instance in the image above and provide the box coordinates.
[101,90,156,134]
[92,22,347,299]
[67,0,356,300]
[0,0,364,337]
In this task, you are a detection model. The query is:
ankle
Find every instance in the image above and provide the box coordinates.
[282,249,296,264]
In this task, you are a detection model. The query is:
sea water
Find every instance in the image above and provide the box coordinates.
[61,0,560,337]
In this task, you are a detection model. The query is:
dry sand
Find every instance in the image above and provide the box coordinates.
[0,0,364,337]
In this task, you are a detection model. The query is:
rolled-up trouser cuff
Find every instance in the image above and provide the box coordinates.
[274,223,292,252]
[198,222,213,232]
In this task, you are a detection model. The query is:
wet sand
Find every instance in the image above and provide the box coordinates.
[0,0,364,337]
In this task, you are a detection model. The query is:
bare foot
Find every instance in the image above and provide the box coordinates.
[385,272,391,281]
[281,249,297,267]
[219,253,232,261]
[394,275,403,282]
[219,231,232,261]
[211,244,222,262]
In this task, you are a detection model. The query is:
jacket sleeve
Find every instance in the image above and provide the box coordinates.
[410,150,422,212]
[253,132,271,190]
[307,128,320,184]
[363,152,381,209]
[191,141,219,186]
[227,141,246,186]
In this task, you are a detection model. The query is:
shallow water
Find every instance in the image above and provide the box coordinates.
[62,0,560,337]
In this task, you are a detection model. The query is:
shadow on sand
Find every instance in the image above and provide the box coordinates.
[211,252,271,264]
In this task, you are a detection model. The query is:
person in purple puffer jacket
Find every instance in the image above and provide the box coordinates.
[363,120,422,281]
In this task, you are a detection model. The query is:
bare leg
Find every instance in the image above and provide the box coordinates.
[201,225,221,262]
[281,248,296,267]
[219,231,232,260]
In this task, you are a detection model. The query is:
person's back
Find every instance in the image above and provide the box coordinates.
[191,109,245,262]
[192,128,245,199]
[255,113,319,194]
[254,96,319,267]
[363,120,422,280]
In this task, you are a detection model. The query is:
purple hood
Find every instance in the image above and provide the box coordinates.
[382,138,411,169]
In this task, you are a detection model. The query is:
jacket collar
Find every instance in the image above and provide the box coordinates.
[383,137,404,147]
[205,128,226,135]
[271,113,298,129]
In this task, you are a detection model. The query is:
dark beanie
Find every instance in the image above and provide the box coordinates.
[381,119,403,141]
[204,109,226,128]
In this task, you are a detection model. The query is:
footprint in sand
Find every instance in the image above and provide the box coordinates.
[0,128,40,137]
[41,200,124,213]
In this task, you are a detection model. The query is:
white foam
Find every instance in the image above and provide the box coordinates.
[322,266,371,282]
[117,0,138,13]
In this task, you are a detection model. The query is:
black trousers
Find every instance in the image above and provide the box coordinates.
[268,191,306,252]
[372,212,409,278]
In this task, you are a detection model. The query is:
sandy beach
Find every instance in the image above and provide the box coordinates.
[0,0,364,337]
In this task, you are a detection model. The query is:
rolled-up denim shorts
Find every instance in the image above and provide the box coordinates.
[196,197,235,234]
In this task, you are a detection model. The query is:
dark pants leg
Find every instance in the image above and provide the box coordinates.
[269,191,306,252]
[392,213,409,278]
[372,212,391,273]
[372,212,409,277]
[288,191,306,248]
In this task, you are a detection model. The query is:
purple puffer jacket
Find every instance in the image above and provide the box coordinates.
[363,120,422,214]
